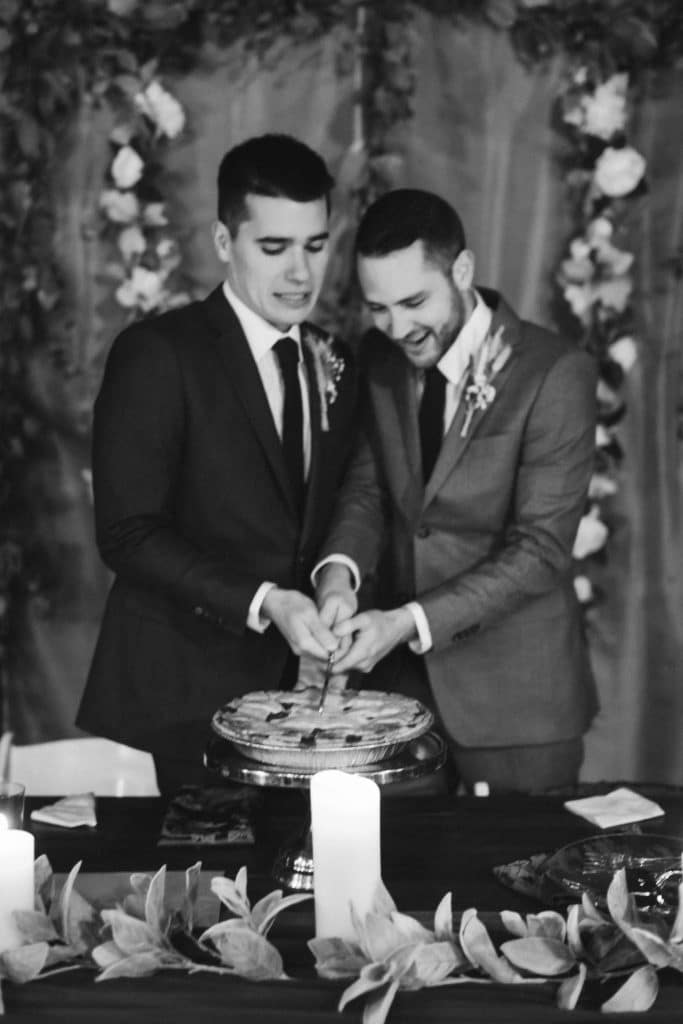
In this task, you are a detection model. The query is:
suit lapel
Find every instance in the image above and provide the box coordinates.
[202,286,298,515]
[422,296,520,510]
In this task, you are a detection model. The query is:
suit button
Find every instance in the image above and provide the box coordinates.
[193,606,205,617]
[416,526,430,539]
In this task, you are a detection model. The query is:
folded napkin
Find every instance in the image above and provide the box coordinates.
[31,793,97,828]
[564,786,664,829]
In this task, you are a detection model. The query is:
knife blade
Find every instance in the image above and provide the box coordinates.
[317,653,335,713]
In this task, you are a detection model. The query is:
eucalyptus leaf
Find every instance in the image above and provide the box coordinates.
[556,962,587,1010]
[96,950,166,982]
[360,912,419,963]
[606,868,639,931]
[566,904,584,958]
[408,940,461,987]
[459,911,522,983]
[182,861,202,933]
[57,862,98,955]
[101,909,158,955]
[210,875,251,920]
[250,890,283,932]
[144,865,168,938]
[45,943,82,968]
[34,855,53,904]
[338,962,394,1012]
[92,940,125,969]
[526,911,566,942]
[308,937,369,979]
[129,872,152,898]
[0,942,49,983]
[210,925,284,981]
[199,917,254,947]
[13,909,58,943]
[581,891,607,922]
[254,891,312,936]
[600,964,658,1013]
[500,910,527,938]
[364,977,401,1024]
[433,892,453,941]
[369,879,398,918]
[626,926,673,968]
[500,936,576,976]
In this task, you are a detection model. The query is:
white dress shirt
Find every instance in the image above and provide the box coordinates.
[314,292,493,654]
[220,280,311,633]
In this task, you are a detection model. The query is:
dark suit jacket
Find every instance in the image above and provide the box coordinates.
[319,290,598,747]
[77,286,357,757]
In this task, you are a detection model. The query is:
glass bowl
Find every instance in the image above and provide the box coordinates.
[543,832,683,914]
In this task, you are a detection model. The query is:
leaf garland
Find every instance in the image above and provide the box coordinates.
[4,856,683,1019]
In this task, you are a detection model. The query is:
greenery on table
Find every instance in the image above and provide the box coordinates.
[1,0,683,696]
[2,854,683,1018]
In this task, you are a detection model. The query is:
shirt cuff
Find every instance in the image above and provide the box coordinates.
[247,581,277,633]
[310,555,361,593]
[406,601,433,654]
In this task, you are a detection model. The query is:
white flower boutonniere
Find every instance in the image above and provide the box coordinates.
[303,330,345,432]
[461,326,512,438]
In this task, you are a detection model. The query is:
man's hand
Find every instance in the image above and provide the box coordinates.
[262,588,338,660]
[331,606,417,674]
[315,563,358,660]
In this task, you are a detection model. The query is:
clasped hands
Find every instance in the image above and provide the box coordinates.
[262,564,416,675]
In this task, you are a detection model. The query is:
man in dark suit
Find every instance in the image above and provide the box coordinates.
[78,134,356,793]
[315,189,597,793]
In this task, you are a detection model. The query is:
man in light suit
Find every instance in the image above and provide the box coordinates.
[315,189,597,793]
[78,135,357,793]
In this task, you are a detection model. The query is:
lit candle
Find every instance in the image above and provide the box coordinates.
[310,770,381,940]
[0,814,35,952]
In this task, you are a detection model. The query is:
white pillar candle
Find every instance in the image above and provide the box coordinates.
[0,814,35,952]
[310,770,381,940]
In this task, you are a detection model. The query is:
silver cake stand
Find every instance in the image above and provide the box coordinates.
[204,730,446,890]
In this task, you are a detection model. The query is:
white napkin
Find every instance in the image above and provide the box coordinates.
[31,793,97,828]
[564,787,664,829]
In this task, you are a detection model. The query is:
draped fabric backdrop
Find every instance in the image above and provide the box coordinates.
[9,12,683,784]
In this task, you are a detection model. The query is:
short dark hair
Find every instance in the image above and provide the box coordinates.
[217,134,335,234]
[355,189,466,272]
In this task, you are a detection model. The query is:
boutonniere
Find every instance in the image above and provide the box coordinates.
[461,325,512,438]
[303,328,345,432]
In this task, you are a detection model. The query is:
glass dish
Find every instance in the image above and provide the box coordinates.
[543,832,683,914]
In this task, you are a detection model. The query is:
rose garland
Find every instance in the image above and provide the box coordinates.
[557,68,647,607]
[1,856,681,1019]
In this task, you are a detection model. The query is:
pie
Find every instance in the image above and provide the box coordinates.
[211,687,433,769]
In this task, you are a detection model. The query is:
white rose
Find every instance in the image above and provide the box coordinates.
[582,74,628,140]
[609,336,638,372]
[115,266,166,312]
[573,575,594,604]
[569,238,591,262]
[588,473,618,500]
[117,225,147,261]
[595,277,632,312]
[111,145,144,189]
[561,254,594,284]
[595,424,611,448]
[100,188,140,224]
[595,240,633,276]
[587,217,613,243]
[563,283,594,322]
[573,511,609,560]
[135,81,185,139]
[143,202,169,227]
[594,146,646,197]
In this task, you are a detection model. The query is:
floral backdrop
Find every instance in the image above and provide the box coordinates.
[0,0,681,783]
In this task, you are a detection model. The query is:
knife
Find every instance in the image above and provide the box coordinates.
[317,652,335,713]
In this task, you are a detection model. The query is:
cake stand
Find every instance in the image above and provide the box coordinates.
[204,730,446,890]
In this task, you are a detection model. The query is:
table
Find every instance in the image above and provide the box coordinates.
[5,788,683,1021]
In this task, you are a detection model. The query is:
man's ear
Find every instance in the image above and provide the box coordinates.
[451,249,475,292]
[212,220,232,264]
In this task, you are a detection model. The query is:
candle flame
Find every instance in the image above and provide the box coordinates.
[0,813,8,832]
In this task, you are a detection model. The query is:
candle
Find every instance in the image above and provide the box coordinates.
[310,770,381,940]
[0,814,35,952]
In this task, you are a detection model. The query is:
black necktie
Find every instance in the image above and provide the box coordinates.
[419,366,447,483]
[274,337,305,512]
